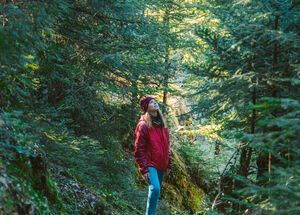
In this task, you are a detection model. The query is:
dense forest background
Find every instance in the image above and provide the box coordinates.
[0,0,299,214]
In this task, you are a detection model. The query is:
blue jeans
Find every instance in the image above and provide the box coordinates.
[146,166,165,215]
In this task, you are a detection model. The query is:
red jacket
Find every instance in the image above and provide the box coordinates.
[134,114,172,175]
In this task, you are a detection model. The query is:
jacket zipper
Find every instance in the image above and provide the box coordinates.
[159,128,167,166]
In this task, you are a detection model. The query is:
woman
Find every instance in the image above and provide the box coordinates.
[134,96,172,215]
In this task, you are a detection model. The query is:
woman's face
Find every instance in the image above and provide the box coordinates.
[147,99,159,112]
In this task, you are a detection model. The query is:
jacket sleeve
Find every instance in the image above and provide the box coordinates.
[134,123,149,175]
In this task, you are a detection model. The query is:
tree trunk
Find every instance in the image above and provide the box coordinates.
[239,87,256,177]
[233,87,256,212]
[162,9,170,114]
[256,14,280,184]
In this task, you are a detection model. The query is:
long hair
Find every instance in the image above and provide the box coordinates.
[143,109,168,129]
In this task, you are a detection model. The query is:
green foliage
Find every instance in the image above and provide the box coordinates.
[0,110,65,211]
[0,165,52,214]
[4,0,299,214]
[186,0,300,214]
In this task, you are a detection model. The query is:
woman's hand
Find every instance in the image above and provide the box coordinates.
[142,172,149,182]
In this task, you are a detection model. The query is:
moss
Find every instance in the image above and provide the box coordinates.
[45,172,61,204]
[7,154,62,206]
[162,147,205,214]
[188,183,205,212]
[0,162,51,214]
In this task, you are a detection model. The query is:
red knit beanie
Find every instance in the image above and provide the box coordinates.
[140,96,155,113]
